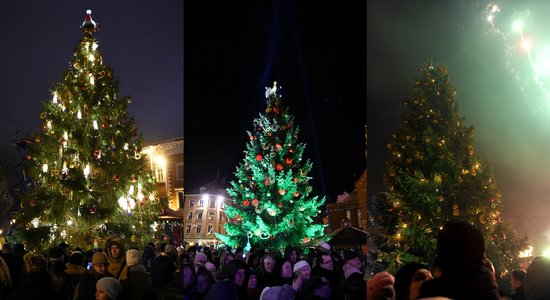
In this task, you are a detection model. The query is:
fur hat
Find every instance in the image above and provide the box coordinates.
[69,251,84,266]
[194,252,207,266]
[293,260,310,273]
[96,277,121,300]
[260,284,295,300]
[126,249,142,267]
[92,252,109,265]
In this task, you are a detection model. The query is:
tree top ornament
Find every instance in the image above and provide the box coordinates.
[81,9,100,34]
[265,81,278,98]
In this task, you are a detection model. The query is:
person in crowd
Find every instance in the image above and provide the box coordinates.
[259,284,295,300]
[195,252,208,272]
[7,253,62,300]
[106,237,126,280]
[418,219,500,300]
[74,251,112,300]
[292,260,311,293]
[183,263,196,300]
[367,271,395,300]
[311,252,339,299]
[256,254,279,291]
[523,256,550,300]
[205,262,217,273]
[95,277,121,300]
[273,258,293,286]
[142,244,156,273]
[47,245,71,297]
[214,251,235,281]
[394,262,432,300]
[149,254,176,296]
[510,268,526,300]
[301,275,331,300]
[338,250,365,300]
[65,250,86,300]
[195,265,216,300]
[284,246,299,267]
[158,262,184,300]
[0,256,12,299]
[247,268,261,300]
[226,259,251,300]
[210,250,221,270]
[1,244,19,290]
[119,249,152,300]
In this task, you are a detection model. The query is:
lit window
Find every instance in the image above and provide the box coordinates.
[189,199,195,207]
[198,199,204,207]
[196,225,201,234]
[208,211,215,220]
[176,162,183,180]
[219,212,224,221]
[197,211,203,219]
[186,225,191,233]
[207,225,213,235]
[210,200,216,208]
[187,212,193,219]
[154,168,164,182]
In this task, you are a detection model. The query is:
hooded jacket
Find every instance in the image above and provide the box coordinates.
[106,238,126,279]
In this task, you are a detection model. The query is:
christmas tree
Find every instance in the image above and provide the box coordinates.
[13,11,159,250]
[216,82,326,251]
[375,63,527,276]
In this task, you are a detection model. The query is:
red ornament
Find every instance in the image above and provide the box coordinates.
[278,189,286,196]
[26,155,32,160]
[250,135,254,141]
[269,236,275,240]
[289,148,294,153]
[89,207,96,214]
[278,202,283,208]
[264,178,270,186]
[293,177,299,183]
[30,199,37,207]
[102,122,107,129]
[286,158,293,165]
[242,200,250,207]
[275,144,282,151]
[273,106,279,114]
[113,175,120,181]
[252,199,259,206]
[276,164,283,171]
[294,191,300,197]
[256,154,263,161]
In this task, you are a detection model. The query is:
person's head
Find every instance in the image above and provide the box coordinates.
[280,259,293,279]
[342,250,361,271]
[221,251,236,267]
[95,277,121,300]
[25,253,47,273]
[183,264,196,290]
[394,262,432,300]
[125,249,142,268]
[511,268,526,290]
[260,284,296,300]
[108,241,122,259]
[194,252,207,267]
[316,253,333,271]
[205,261,217,273]
[284,246,299,264]
[293,260,311,280]
[69,251,84,266]
[225,259,249,288]
[524,256,550,300]
[92,252,110,275]
[262,254,276,274]
[437,219,485,271]
[302,275,331,299]
[195,266,215,294]
[248,268,258,289]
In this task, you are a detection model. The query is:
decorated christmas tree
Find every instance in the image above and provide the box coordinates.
[375,63,527,276]
[216,82,326,251]
[13,11,159,250]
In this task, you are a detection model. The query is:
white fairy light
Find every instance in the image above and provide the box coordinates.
[52,92,58,103]
[77,109,82,119]
[42,163,49,173]
[93,120,98,130]
[83,164,90,178]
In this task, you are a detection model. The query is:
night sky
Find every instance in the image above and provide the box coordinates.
[0,1,183,186]
[184,2,367,202]
[369,0,550,255]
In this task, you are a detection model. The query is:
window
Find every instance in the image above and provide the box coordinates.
[207,225,213,235]
[219,212,224,221]
[197,211,203,219]
[218,226,222,234]
[154,168,164,182]
[198,199,204,207]
[196,225,202,234]
[221,202,225,209]
[187,212,193,219]
[178,192,184,209]
[189,199,195,207]
[210,200,216,208]
[186,225,191,234]
[176,162,183,181]
[208,211,215,220]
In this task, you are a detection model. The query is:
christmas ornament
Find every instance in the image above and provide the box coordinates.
[256,154,263,161]
[113,175,120,181]
[30,199,37,207]
[293,177,298,183]
[278,189,286,196]
[273,106,279,114]
[252,199,259,206]
[242,200,250,207]
[264,178,270,186]
[294,192,300,197]
[250,135,254,141]
[276,164,283,171]
[286,158,293,165]
[40,112,47,119]
[89,207,96,214]
[275,144,282,151]
[131,235,137,243]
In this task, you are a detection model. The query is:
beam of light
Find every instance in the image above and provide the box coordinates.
[543,247,550,258]
[484,4,550,112]
[519,245,533,257]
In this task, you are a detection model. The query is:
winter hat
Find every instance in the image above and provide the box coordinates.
[92,251,109,265]
[316,241,331,255]
[194,252,207,266]
[69,251,84,266]
[49,246,64,259]
[164,244,175,254]
[293,260,310,273]
[96,277,121,300]
[260,284,295,300]
[205,262,217,273]
[126,249,142,267]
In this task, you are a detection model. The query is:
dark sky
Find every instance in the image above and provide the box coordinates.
[0,1,183,186]
[184,2,367,202]
[368,0,550,255]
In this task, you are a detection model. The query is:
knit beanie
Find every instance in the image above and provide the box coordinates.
[96,277,121,300]
[126,249,142,267]
[92,252,109,265]
[69,251,84,266]
[205,262,217,273]
[293,260,310,273]
[194,252,207,266]
[260,284,295,300]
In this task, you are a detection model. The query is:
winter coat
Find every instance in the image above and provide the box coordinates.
[418,267,500,300]
[73,269,110,300]
[106,238,126,279]
[7,271,62,300]
[119,265,153,300]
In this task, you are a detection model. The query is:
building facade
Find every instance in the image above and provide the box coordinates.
[325,168,367,232]
[183,180,231,247]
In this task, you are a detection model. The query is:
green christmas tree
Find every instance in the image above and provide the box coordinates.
[13,11,159,250]
[376,63,527,276]
[216,82,326,251]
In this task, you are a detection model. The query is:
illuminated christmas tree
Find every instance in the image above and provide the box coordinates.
[375,63,527,276]
[216,82,326,251]
[13,11,159,250]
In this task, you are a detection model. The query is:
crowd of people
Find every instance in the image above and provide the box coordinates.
[183,242,367,300]
[0,234,183,300]
[367,219,550,300]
